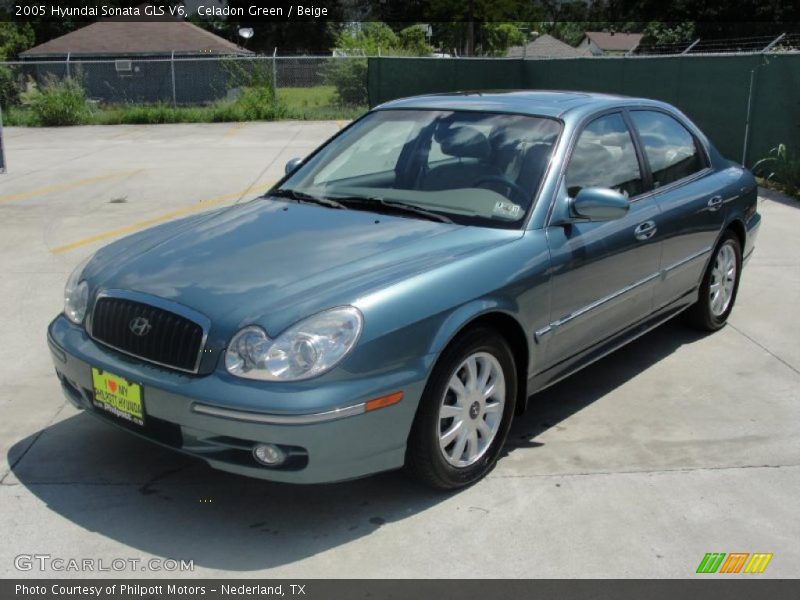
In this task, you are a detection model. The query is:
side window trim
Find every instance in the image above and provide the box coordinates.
[625,107,712,200]
[634,166,714,203]
[621,108,654,195]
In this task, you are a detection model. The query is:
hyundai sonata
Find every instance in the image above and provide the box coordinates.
[48,91,760,489]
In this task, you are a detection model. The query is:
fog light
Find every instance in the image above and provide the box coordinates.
[253,443,286,466]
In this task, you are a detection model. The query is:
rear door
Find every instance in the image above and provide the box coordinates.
[627,109,726,308]
[539,111,663,375]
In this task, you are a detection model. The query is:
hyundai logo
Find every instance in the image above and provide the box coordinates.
[129,316,152,337]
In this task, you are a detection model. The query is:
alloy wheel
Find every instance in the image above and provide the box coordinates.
[709,242,737,317]
[438,352,506,467]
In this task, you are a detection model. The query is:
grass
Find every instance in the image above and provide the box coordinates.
[3,85,366,126]
[19,76,92,126]
[3,106,37,126]
[280,86,366,120]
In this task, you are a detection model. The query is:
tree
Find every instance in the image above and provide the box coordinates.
[334,22,399,55]
[332,22,432,56]
[424,0,545,55]
[479,23,526,56]
[0,22,35,109]
[398,24,433,56]
[641,22,696,47]
[324,22,433,107]
[0,22,35,59]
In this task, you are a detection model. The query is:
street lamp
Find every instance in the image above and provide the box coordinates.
[238,27,254,49]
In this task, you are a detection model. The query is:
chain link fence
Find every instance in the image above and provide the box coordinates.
[632,33,800,56]
[2,48,799,169]
[0,55,369,119]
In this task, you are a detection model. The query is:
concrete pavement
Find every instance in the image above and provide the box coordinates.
[0,123,798,578]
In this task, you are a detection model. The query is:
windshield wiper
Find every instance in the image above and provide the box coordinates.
[333,195,453,224]
[271,188,346,210]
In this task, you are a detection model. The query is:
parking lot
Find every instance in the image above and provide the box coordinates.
[0,122,798,578]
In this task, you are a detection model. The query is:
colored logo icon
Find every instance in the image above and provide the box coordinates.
[696,553,773,574]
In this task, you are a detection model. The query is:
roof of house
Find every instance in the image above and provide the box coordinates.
[20,11,252,57]
[582,31,644,52]
[507,34,589,58]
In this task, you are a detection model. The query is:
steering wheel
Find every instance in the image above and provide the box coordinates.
[471,175,529,205]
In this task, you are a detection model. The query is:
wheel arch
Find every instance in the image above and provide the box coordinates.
[698,217,747,287]
[726,217,746,251]
[428,303,530,416]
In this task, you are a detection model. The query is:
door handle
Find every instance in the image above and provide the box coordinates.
[634,220,657,241]
[707,195,723,212]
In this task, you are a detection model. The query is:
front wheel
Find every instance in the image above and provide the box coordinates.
[406,327,517,490]
[687,231,742,331]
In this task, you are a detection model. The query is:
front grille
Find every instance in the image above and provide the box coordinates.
[91,297,205,373]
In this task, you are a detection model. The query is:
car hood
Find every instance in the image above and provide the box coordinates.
[86,198,522,335]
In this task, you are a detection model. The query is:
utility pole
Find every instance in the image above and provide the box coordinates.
[272,47,278,105]
[0,104,6,174]
[465,0,475,56]
[170,51,177,108]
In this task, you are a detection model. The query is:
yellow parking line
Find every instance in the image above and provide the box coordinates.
[50,181,274,254]
[0,170,142,205]
[108,127,145,139]
[336,120,344,130]
[223,122,246,138]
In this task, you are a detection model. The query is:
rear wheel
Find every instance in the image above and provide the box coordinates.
[687,231,742,331]
[406,327,517,490]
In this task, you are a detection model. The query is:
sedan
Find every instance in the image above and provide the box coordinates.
[48,91,761,489]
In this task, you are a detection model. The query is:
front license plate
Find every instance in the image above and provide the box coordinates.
[91,368,145,426]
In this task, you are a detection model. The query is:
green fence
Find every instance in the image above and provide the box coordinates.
[368,54,800,167]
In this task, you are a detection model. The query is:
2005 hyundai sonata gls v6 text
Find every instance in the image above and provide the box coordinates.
[48,91,760,489]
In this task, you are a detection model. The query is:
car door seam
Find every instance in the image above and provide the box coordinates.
[534,270,661,342]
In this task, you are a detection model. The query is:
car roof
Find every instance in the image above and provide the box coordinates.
[375,90,669,119]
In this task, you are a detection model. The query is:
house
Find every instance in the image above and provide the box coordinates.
[578,31,643,56]
[19,12,251,59]
[18,6,252,104]
[506,34,590,59]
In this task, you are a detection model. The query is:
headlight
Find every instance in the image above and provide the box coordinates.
[63,254,92,325]
[225,306,363,381]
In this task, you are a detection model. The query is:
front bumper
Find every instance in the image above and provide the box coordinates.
[47,315,431,484]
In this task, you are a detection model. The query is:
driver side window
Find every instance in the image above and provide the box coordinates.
[566,113,643,199]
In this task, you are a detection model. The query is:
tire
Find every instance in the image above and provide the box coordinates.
[687,230,742,331]
[406,327,517,490]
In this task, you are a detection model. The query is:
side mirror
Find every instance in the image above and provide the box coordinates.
[570,187,629,221]
[284,157,303,175]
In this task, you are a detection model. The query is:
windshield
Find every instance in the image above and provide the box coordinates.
[278,109,562,228]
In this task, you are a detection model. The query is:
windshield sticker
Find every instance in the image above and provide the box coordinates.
[492,200,522,219]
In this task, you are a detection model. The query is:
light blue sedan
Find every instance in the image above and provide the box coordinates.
[48,91,761,488]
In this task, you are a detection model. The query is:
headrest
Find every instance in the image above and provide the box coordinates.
[437,125,491,160]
